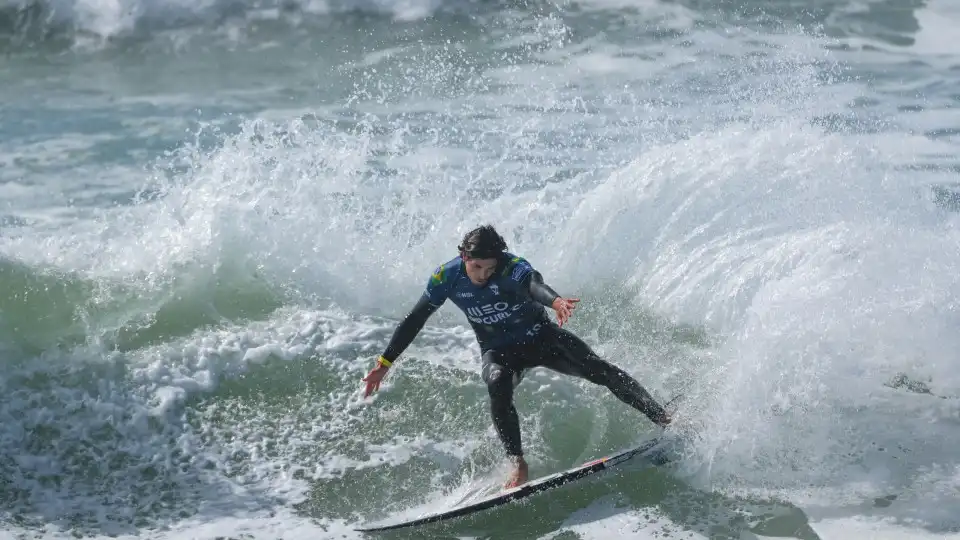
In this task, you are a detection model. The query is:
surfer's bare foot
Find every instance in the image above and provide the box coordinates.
[503,456,528,489]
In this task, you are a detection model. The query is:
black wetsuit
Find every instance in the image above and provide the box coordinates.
[380,253,669,458]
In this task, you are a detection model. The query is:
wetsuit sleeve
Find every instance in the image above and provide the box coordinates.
[524,270,560,307]
[505,256,560,307]
[380,295,439,362]
[379,264,450,362]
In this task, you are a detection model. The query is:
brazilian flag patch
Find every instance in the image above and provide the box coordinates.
[430,265,446,286]
[503,256,527,279]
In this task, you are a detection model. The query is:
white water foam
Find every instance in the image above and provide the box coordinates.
[552,115,960,535]
[912,0,960,56]
[543,499,708,540]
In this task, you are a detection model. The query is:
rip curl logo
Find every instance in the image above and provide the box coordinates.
[466,302,519,325]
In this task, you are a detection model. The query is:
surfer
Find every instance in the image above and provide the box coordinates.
[361,224,672,489]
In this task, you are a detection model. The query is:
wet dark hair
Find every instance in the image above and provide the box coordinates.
[458,224,508,259]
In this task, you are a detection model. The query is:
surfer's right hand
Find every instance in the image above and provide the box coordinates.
[362,356,391,397]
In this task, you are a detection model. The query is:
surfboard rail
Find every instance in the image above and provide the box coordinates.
[354,435,671,533]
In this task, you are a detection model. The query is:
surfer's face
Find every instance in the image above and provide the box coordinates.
[464,256,498,285]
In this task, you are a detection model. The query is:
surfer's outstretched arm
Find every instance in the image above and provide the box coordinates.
[381,296,439,362]
[363,260,453,397]
[363,296,439,397]
[518,268,579,327]
[521,270,560,307]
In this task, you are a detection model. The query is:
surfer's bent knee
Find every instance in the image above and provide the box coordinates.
[484,368,506,391]
[481,351,505,386]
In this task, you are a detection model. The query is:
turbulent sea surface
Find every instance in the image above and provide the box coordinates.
[1,0,959,538]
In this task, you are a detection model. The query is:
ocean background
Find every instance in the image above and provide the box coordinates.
[2,0,959,538]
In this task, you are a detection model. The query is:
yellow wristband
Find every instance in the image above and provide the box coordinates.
[377,356,392,368]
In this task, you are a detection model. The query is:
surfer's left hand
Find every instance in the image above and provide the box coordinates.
[551,297,580,327]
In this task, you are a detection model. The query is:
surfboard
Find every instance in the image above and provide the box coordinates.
[353,434,675,533]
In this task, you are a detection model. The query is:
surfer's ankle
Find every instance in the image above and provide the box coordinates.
[652,410,672,427]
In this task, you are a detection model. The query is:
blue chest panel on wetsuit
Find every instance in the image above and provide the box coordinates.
[423,253,549,349]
